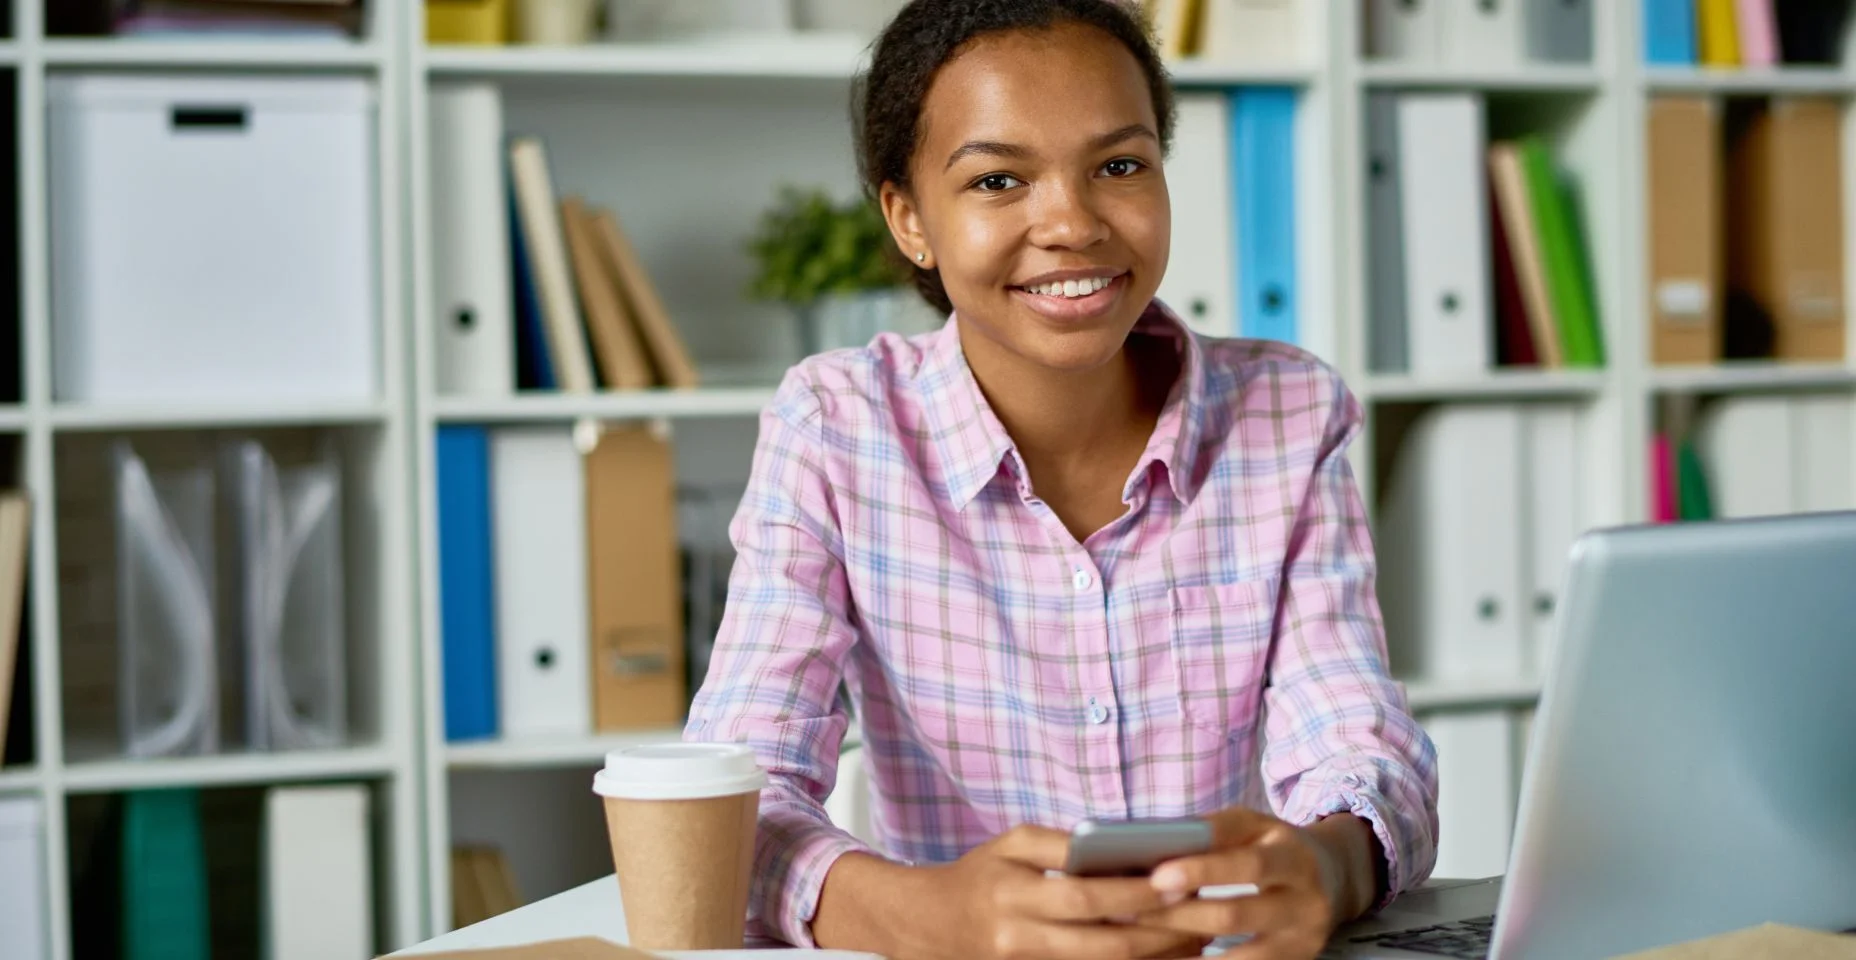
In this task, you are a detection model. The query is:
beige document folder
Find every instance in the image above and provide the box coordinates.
[1647,97,1722,366]
[584,424,687,731]
[1728,97,1847,362]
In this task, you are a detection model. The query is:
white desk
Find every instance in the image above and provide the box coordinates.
[393,875,878,958]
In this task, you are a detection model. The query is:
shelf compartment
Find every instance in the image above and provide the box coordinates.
[1642,67,1852,95]
[42,39,382,70]
[433,388,774,423]
[61,745,396,794]
[49,400,390,432]
[1365,370,1608,402]
[1648,362,1856,394]
[1403,675,1543,711]
[1359,62,1604,92]
[446,729,684,771]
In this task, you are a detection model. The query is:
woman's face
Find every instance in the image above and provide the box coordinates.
[881,22,1169,374]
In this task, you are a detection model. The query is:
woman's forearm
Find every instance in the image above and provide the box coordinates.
[1306,813,1385,923]
[810,852,941,957]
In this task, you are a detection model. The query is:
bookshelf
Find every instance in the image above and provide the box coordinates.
[0,2,428,959]
[0,1,1850,956]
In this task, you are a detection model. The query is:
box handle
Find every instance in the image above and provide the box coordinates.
[170,105,248,131]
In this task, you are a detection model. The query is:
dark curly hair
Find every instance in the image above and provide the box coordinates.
[854,0,1177,315]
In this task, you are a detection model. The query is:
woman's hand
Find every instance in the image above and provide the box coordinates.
[1135,808,1380,960]
[920,825,1211,960]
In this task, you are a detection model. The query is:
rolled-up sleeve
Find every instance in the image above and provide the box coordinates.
[684,370,875,946]
[1260,370,1440,908]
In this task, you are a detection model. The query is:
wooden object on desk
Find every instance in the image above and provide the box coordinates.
[1614,922,1856,959]
[412,936,656,959]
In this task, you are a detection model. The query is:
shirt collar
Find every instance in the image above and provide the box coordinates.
[1126,300,1210,507]
[917,299,1211,511]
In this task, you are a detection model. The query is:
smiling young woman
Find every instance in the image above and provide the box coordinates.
[684,3,1441,960]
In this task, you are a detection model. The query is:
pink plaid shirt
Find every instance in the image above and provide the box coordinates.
[685,301,1439,947]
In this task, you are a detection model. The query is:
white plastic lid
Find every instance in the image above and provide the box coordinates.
[592,742,768,801]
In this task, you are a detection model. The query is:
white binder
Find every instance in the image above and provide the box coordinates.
[1426,710,1517,880]
[491,427,592,737]
[0,798,46,960]
[1158,94,1236,338]
[1200,0,1302,67]
[1441,0,1522,69]
[1397,93,1491,376]
[1791,395,1853,513]
[1376,405,1526,681]
[1365,0,1442,62]
[429,82,515,398]
[1521,405,1581,678]
[1695,397,1793,519]
[264,785,373,960]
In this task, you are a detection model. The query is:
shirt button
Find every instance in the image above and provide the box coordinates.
[1072,567,1093,591]
[1087,697,1110,725]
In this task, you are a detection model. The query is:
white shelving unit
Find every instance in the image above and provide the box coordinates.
[1,4,426,960]
[4,2,1855,955]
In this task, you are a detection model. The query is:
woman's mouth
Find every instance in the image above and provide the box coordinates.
[1009,272,1127,320]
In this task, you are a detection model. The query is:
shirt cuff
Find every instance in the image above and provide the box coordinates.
[1282,776,1428,913]
[753,800,879,948]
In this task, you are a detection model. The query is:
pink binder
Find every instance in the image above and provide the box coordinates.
[1650,435,1678,524]
[1735,0,1779,67]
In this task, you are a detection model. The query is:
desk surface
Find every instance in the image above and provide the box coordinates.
[393,875,878,958]
[397,872,1486,958]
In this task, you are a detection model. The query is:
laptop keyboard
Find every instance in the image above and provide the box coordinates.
[1349,914,1496,958]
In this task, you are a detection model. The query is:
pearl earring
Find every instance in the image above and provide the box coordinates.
[915,252,926,263]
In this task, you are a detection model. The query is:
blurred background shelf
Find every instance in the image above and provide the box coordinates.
[1640,66,1852,94]
[1403,676,1544,712]
[1364,370,1610,403]
[422,35,869,80]
[40,39,383,70]
[431,387,775,423]
[1358,62,1607,92]
[60,746,398,795]
[446,730,685,771]
[0,767,39,793]
[47,398,392,431]
[1647,363,1856,394]
[1164,59,1319,87]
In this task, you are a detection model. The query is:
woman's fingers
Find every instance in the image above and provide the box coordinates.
[1136,889,1312,939]
[1004,872,1180,922]
[1150,822,1313,896]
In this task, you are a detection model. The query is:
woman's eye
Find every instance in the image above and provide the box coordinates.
[1102,158,1146,178]
[975,173,1022,192]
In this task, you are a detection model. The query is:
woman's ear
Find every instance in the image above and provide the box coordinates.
[879,181,933,270]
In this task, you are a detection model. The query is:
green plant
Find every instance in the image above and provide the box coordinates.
[746,187,909,305]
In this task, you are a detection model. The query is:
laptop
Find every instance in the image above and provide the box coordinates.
[1321,511,1856,959]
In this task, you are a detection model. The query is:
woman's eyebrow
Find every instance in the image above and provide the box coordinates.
[943,123,1158,172]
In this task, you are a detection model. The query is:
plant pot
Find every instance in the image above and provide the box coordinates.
[795,289,941,356]
[792,0,906,38]
[516,0,599,44]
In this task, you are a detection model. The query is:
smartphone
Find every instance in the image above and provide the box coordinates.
[1062,817,1215,877]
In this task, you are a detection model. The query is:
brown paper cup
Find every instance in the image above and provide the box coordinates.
[593,743,767,952]
[602,792,758,950]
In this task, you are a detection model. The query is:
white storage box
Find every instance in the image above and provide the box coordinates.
[49,75,378,404]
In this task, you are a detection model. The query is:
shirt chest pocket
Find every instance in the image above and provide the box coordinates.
[1169,579,1279,734]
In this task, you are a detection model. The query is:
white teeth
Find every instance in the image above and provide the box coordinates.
[1028,276,1116,298]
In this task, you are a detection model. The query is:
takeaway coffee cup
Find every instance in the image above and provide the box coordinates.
[592,743,767,951]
